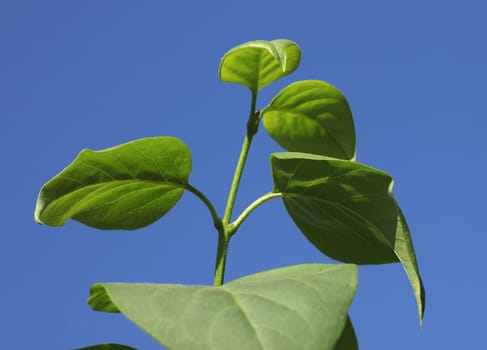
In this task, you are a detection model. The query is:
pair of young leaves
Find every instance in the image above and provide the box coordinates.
[36,39,424,350]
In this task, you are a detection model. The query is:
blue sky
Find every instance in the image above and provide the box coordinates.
[2,1,486,349]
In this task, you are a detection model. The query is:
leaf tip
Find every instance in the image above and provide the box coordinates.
[418,279,426,328]
[88,284,120,313]
[34,194,45,225]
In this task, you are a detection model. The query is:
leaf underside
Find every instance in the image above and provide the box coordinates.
[34,137,191,230]
[89,264,358,350]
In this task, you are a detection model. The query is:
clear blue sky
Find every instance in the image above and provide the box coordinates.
[2,1,485,349]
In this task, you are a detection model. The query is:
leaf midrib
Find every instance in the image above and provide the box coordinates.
[267,109,350,159]
[283,192,394,249]
[40,179,186,222]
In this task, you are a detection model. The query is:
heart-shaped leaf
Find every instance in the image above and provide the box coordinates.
[74,345,136,350]
[89,264,358,350]
[219,39,301,93]
[271,152,424,323]
[272,152,397,264]
[262,80,356,160]
[35,137,191,230]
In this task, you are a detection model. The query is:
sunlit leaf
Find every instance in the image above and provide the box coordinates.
[271,152,425,324]
[219,39,301,93]
[263,80,356,160]
[271,152,398,264]
[89,264,358,350]
[35,137,191,230]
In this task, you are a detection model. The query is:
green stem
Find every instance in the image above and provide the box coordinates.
[222,135,253,227]
[186,184,222,231]
[213,92,258,286]
[213,229,227,286]
[228,192,282,237]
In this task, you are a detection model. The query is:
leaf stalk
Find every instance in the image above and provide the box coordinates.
[186,184,222,231]
[228,192,282,236]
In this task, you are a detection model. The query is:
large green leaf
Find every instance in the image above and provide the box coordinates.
[271,152,397,264]
[263,80,356,160]
[219,39,301,93]
[271,152,425,323]
[89,264,358,350]
[74,345,136,350]
[34,137,191,230]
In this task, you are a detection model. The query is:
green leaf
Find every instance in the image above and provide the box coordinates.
[89,264,358,350]
[263,80,356,160]
[333,317,358,350]
[34,137,191,230]
[219,39,301,93]
[271,152,398,264]
[74,345,136,350]
[393,199,426,324]
[271,152,425,324]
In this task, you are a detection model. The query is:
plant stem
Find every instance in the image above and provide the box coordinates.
[213,229,227,286]
[186,184,222,231]
[228,192,282,237]
[213,92,258,286]
[222,134,254,227]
